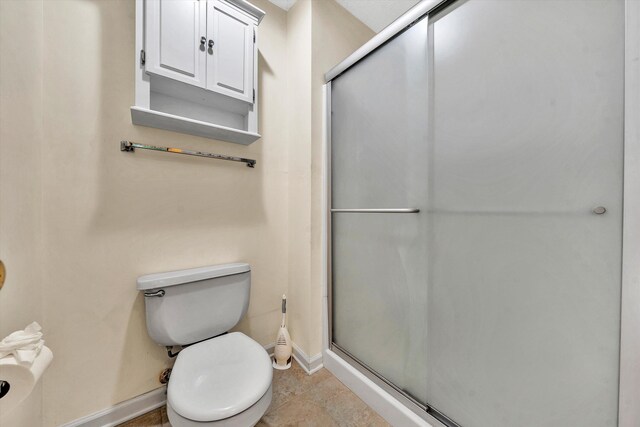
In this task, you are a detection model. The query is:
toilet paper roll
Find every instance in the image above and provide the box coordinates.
[0,346,53,414]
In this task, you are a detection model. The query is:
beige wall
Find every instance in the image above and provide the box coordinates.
[0,0,44,426]
[286,0,373,357]
[0,0,371,425]
[286,0,313,355]
[37,1,289,424]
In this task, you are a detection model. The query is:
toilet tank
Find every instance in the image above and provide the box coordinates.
[137,263,251,346]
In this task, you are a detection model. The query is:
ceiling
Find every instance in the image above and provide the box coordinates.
[266,0,421,33]
[267,0,298,11]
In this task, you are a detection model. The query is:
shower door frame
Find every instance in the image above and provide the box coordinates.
[322,0,640,426]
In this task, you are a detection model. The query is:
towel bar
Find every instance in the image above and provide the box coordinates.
[120,141,256,168]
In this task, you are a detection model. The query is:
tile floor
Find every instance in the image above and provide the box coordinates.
[118,361,389,427]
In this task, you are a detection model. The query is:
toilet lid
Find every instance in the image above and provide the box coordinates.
[168,332,273,422]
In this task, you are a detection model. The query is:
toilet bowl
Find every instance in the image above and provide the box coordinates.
[166,332,273,426]
[137,263,272,427]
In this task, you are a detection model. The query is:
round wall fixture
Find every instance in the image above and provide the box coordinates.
[0,381,10,400]
[0,260,5,290]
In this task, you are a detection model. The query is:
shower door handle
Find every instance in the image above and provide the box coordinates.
[330,208,420,213]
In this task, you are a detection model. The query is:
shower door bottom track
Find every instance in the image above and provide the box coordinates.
[330,343,461,427]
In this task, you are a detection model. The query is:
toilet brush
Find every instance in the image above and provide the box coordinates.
[273,294,292,370]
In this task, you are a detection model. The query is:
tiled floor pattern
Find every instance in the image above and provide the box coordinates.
[118,361,389,427]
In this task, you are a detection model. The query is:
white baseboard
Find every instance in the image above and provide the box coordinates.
[292,343,323,375]
[62,342,323,427]
[264,342,275,357]
[323,349,433,427]
[60,387,166,427]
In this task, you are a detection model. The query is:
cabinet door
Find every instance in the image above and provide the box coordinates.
[145,0,207,88]
[206,0,255,103]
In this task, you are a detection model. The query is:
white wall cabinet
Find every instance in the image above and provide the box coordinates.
[145,0,207,88]
[132,0,265,145]
[208,0,255,103]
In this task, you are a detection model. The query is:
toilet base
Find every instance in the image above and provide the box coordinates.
[167,384,272,427]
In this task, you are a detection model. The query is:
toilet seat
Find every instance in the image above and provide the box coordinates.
[166,385,272,427]
[168,332,273,423]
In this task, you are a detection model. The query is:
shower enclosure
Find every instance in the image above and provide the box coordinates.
[325,0,629,426]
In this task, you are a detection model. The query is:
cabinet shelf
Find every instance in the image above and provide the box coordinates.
[130,106,261,145]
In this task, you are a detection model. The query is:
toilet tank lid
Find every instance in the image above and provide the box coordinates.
[136,263,250,291]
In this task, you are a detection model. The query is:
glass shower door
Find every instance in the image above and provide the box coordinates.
[331,15,430,405]
[425,1,624,426]
[330,0,624,425]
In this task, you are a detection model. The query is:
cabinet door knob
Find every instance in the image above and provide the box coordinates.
[208,39,214,48]
[200,36,206,47]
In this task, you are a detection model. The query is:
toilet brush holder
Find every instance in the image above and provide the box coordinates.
[272,356,292,370]
[273,294,292,370]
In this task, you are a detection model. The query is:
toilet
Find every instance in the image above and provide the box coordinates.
[137,263,272,427]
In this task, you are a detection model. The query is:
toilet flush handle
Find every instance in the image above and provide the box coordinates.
[144,289,165,298]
